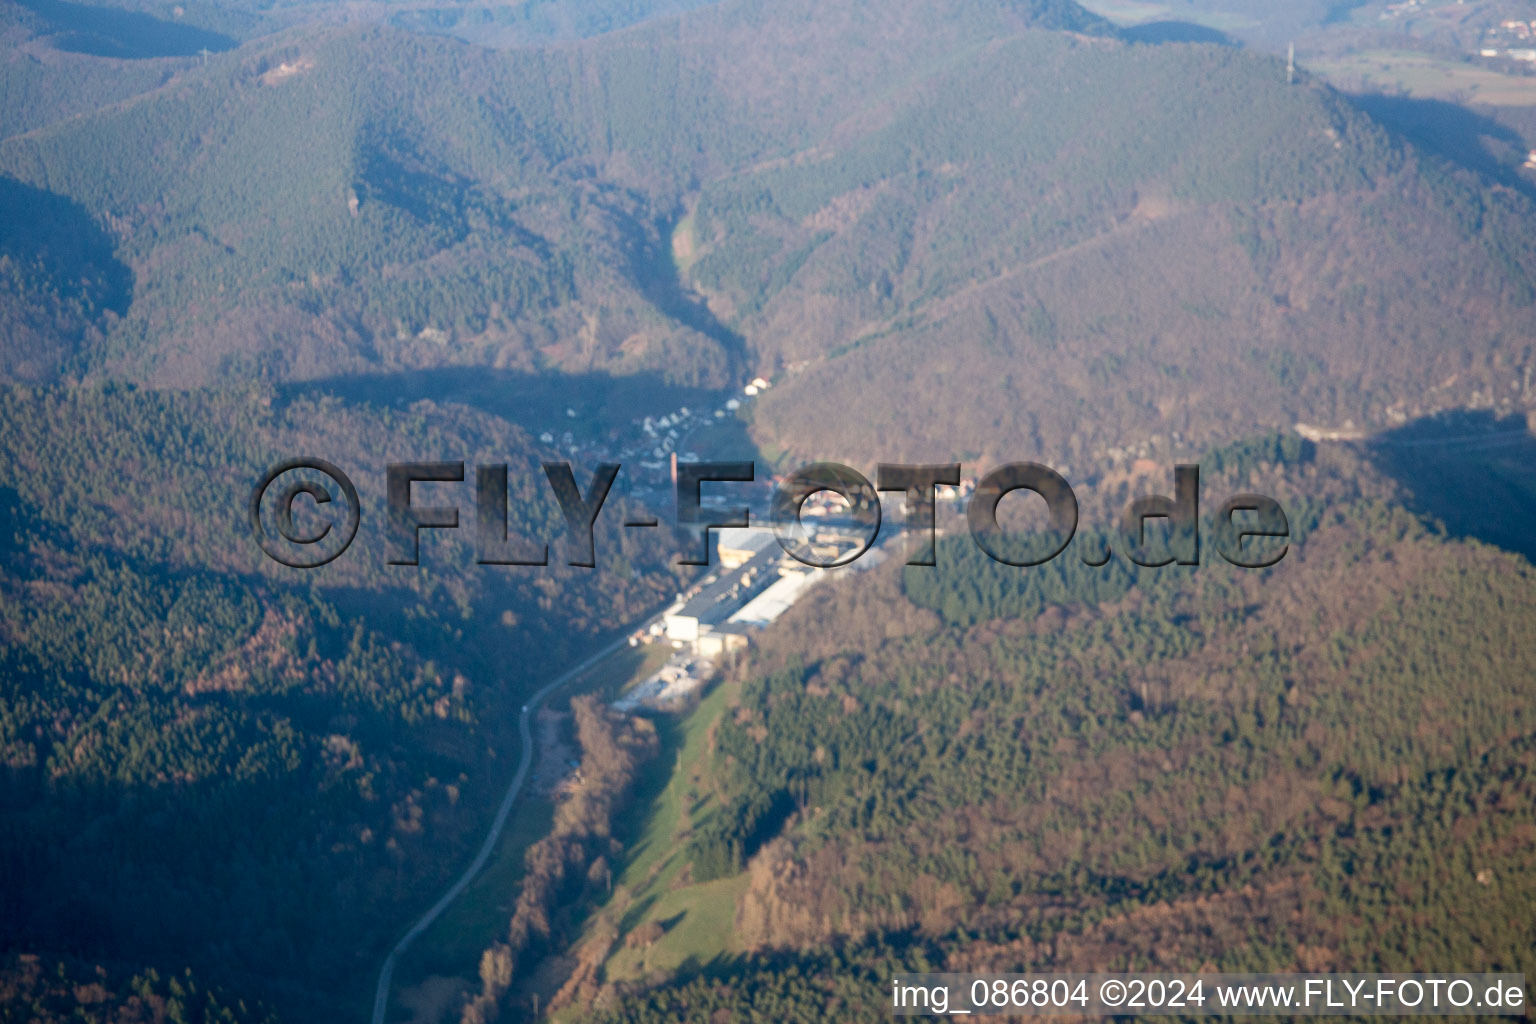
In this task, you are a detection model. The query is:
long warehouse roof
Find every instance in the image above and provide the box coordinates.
[728,570,824,627]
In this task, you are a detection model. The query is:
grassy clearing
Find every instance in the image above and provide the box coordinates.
[602,874,751,981]
[1311,51,1536,106]
[1076,0,1171,23]
[580,675,745,986]
[671,211,700,275]
[615,677,736,893]
[591,642,672,701]
[677,406,762,462]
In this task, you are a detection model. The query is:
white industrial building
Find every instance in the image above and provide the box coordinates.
[663,546,781,643]
[713,526,778,568]
[728,569,825,628]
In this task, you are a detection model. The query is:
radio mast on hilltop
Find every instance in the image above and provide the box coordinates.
[1288,42,1296,85]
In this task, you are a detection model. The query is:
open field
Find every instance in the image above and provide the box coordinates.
[1310,50,1536,105]
[574,676,748,990]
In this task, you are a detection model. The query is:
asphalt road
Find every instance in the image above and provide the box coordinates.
[369,618,661,1024]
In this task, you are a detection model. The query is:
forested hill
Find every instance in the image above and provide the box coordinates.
[0,24,737,388]
[0,382,681,1020]
[565,451,1536,1023]
[684,32,1536,466]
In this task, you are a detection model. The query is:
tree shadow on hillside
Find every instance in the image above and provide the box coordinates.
[0,747,419,1022]
[14,0,235,58]
[285,366,758,451]
[1351,95,1536,203]
[0,176,132,319]
[1324,1,1370,26]
[1367,409,1536,565]
[1121,22,1238,46]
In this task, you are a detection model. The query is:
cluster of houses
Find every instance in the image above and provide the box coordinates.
[1497,18,1535,40]
[1479,17,1536,61]
[534,377,776,495]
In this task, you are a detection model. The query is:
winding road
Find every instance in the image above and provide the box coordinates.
[370,618,660,1024]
